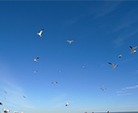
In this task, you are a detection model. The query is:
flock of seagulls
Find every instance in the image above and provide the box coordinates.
[1,28,138,112]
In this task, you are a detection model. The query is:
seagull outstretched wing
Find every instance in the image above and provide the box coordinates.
[130,46,136,54]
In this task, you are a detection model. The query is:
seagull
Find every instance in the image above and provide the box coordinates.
[3,109,10,113]
[23,95,26,98]
[0,102,3,105]
[32,70,38,73]
[52,81,58,84]
[108,62,118,69]
[65,103,69,106]
[58,70,62,73]
[82,66,85,68]
[4,91,7,94]
[36,29,44,37]
[130,46,138,54]
[119,54,122,58]
[65,40,75,44]
[34,57,39,62]
[101,88,106,91]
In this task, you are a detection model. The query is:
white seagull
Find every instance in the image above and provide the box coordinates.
[82,66,85,68]
[65,103,69,106]
[34,57,39,62]
[108,62,118,69]
[52,81,58,84]
[3,108,10,113]
[65,40,75,44]
[32,70,38,73]
[130,46,138,54]
[36,29,44,37]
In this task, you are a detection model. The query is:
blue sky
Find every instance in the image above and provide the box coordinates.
[0,1,138,113]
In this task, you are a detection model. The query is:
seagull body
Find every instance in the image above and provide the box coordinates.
[36,29,44,37]
[65,103,69,106]
[23,96,26,98]
[66,40,75,44]
[4,91,7,94]
[52,81,58,84]
[34,57,39,62]
[130,46,138,54]
[119,54,122,58]
[108,62,118,69]
[33,70,38,73]
[82,66,85,68]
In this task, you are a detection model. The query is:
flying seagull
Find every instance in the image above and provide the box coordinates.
[82,66,85,68]
[23,95,26,98]
[3,109,10,113]
[32,70,38,73]
[4,91,7,94]
[108,62,118,69]
[34,57,39,62]
[65,103,69,106]
[58,70,62,73]
[130,46,138,54]
[36,29,44,37]
[0,102,3,105]
[101,88,106,91]
[52,81,58,84]
[65,40,75,44]
[119,54,122,58]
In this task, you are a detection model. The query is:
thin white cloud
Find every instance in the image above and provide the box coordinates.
[93,1,121,19]
[0,80,34,109]
[117,85,138,96]
[123,85,138,90]
[114,29,138,47]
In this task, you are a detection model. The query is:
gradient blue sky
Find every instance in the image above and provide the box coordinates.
[0,1,138,113]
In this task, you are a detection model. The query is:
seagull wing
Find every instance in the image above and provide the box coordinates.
[133,46,138,49]
[130,46,134,51]
[108,62,114,67]
[40,29,44,34]
[65,40,70,42]
[71,40,75,42]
